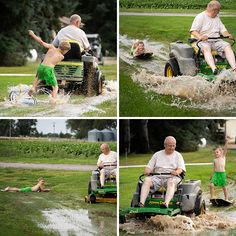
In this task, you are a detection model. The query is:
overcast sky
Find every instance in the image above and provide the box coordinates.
[36,119,70,134]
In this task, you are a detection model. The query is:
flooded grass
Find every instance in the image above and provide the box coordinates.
[0,168,117,236]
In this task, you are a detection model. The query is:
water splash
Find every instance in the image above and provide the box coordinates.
[120,212,236,235]
[132,69,236,112]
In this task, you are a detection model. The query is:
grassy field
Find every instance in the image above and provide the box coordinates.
[119,15,236,117]
[0,168,116,236]
[0,139,117,164]
[120,147,236,208]
[0,60,117,117]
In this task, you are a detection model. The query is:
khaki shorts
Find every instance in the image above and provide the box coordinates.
[151,175,181,192]
[198,39,230,57]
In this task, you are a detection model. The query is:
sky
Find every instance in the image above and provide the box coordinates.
[36,119,70,134]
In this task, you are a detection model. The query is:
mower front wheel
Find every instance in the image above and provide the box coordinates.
[164,59,180,77]
[194,190,206,216]
[89,194,96,204]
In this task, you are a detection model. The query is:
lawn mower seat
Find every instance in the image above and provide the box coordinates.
[62,41,83,61]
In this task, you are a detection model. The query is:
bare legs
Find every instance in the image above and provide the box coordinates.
[210,183,228,200]
[3,187,20,192]
[140,177,177,207]
[100,169,105,187]
[202,44,236,72]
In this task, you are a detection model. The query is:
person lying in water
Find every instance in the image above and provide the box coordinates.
[131,40,146,56]
[28,30,71,103]
[2,177,50,193]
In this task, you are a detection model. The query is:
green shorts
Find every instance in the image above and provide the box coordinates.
[19,187,32,193]
[37,64,58,87]
[211,172,227,187]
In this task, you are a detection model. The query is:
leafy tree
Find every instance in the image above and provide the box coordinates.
[15,119,38,136]
[0,120,16,137]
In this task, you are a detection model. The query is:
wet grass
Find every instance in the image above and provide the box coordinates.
[0,168,117,236]
[119,62,209,117]
[83,99,117,117]
[120,147,236,208]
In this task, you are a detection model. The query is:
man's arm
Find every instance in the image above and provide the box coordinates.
[28,30,53,49]
[171,168,183,176]
[222,31,234,40]
[144,167,152,175]
[191,30,208,41]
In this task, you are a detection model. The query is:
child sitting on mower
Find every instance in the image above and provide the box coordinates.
[139,136,186,208]
[190,1,236,75]
[28,30,71,103]
[97,143,117,188]
[2,177,50,193]
[210,136,229,200]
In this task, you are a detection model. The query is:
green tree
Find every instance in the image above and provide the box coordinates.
[15,119,38,136]
[0,119,16,137]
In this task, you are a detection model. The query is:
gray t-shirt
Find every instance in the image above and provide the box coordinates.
[190,11,227,38]
[52,25,90,50]
[147,150,186,173]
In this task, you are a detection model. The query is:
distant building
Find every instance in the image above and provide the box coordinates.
[87,128,116,142]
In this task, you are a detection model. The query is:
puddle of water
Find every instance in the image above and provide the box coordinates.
[2,80,117,116]
[131,69,236,112]
[39,208,97,236]
[120,212,236,235]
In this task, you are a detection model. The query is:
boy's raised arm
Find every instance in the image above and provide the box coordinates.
[28,30,52,49]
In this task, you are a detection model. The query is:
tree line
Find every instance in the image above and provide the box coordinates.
[0,119,116,138]
[120,119,226,154]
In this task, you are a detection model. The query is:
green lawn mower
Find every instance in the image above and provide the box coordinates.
[119,173,206,223]
[54,41,104,96]
[164,37,235,81]
[85,167,117,204]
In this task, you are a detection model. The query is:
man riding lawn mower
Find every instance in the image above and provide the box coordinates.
[119,173,206,223]
[165,1,236,82]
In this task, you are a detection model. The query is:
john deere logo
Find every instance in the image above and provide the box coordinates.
[61,66,69,74]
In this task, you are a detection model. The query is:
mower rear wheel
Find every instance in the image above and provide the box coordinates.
[164,59,180,77]
[194,190,206,216]
[88,181,92,195]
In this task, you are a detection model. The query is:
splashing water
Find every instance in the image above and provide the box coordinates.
[120,212,236,235]
[131,69,236,112]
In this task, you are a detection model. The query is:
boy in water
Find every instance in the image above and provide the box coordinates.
[210,137,229,200]
[2,177,50,193]
[131,40,145,57]
[28,30,71,103]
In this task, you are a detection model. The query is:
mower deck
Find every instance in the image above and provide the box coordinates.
[120,207,181,218]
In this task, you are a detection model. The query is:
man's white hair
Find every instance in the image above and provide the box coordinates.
[207,1,221,11]
[70,14,81,24]
[164,136,176,145]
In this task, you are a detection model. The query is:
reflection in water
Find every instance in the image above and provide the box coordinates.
[39,208,97,236]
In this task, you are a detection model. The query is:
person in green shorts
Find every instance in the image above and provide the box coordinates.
[28,30,71,103]
[210,137,229,200]
[2,177,50,193]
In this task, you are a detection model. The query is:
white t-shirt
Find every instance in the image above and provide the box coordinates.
[147,150,186,173]
[190,11,227,38]
[97,151,117,169]
[52,25,90,50]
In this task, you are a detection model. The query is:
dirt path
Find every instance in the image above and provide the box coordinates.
[0,162,96,171]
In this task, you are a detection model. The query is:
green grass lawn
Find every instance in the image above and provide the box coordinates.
[120,147,236,208]
[0,168,116,236]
